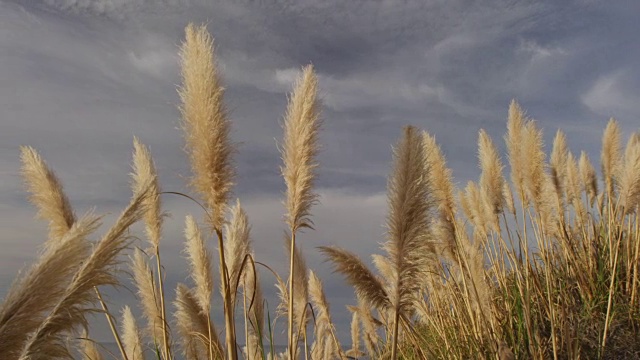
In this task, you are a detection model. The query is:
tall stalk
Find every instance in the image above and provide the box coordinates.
[287,232,297,358]
[216,229,237,360]
[279,65,320,359]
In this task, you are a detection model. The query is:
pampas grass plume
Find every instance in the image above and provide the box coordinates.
[184,215,214,314]
[223,200,251,302]
[131,248,163,345]
[550,130,569,200]
[619,134,640,213]
[579,151,598,206]
[121,306,145,360]
[179,23,235,230]
[281,65,321,232]
[20,146,76,245]
[131,137,164,252]
[0,215,98,358]
[478,129,506,216]
[20,187,149,359]
[601,118,622,196]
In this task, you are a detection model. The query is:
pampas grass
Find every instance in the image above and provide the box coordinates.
[0,215,98,358]
[422,132,457,260]
[20,146,76,245]
[323,126,434,359]
[19,182,150,359]
[7,22,640,360]
[174,283,223,360]
[478,129,506,219]
[579,151,599,206]
[308,270,341,360]
[121,306,144,360]
[280,64,320,360]
[131,137,171,359]
[178,23,238,360]
[223,201,251,304]
[620,134,640,213]
[184,215,214,316]
[602,118,622,199]
[178,23,235,231]
[550,130,569,205]
[131,247,164,350]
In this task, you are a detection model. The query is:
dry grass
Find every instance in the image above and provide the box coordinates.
[3,22,640,360]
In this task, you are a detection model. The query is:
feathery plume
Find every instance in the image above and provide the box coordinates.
[601,118,622,197]
[422,132,457,258]
[280,64,321,360]
[174,284,223,360]
[522,120,547,212]
[320,246,390,311]
[537,174,559,236]
[579,151,598,206]
[223,200,251,303]
[478,129,506,227]
[0,215,98,358]
[356,298,380,358]
[184,215,214,314]
[565,152,580,204]
[460,233,489,314]
[281,65,321,233]
[20,188,149,359]
[346,308,362,358]
[131,248,163,345]
[619,135,640,213]
[461,181,489,237]
[308,271,340,359]
[131,138,170,358]
[503,183,516,215]
[20,146,76,245]
[383,126,434,312]
[179,23,235,230]
[506,100,527,200]
[131,137,164,252]
[478,130,506,213]
[323,126,434,359]
[372,254,396,296]
[550,130,569,201]
[566,153,586,219]
[422,132,455,216]
[121,306,145,360]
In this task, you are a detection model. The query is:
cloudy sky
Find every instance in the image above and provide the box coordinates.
[1,0,640,349]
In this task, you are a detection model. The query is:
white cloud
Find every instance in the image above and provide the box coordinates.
[128,33,179,78]
[582,70,639,118]
[518,39,566,61]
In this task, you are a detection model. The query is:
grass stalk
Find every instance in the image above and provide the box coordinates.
[287,232,297,359]
[154,251,171,360]
[95,288,129,360]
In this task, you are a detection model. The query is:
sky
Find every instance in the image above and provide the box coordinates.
[1,0,640,352]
